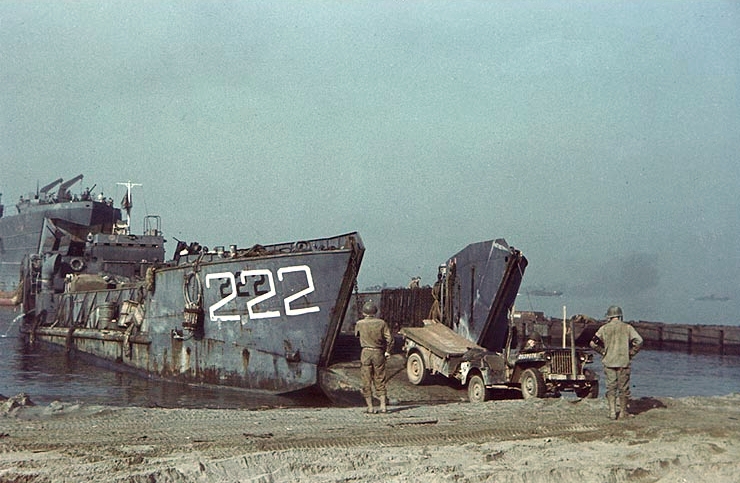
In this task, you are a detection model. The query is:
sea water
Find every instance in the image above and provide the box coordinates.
[1,308,738,408]
[0,308,322,408]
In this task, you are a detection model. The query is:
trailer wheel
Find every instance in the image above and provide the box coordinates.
[406,352,428,385]
[520,368,545,399]
[467,374,488,404]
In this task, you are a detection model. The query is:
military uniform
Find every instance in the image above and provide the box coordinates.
[355,302,393,413]
[591,306,643,419]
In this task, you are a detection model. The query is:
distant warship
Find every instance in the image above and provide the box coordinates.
[693,294,730,302]
[525,288,563,297]
[0,175,120,302]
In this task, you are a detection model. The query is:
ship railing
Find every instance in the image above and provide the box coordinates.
[175,232,363,264]
[250,232,364,256]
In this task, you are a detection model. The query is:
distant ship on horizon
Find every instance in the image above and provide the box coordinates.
[523,288,563,297]
[693,294,731,302]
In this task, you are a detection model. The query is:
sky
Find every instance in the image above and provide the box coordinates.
[1,1,738,325]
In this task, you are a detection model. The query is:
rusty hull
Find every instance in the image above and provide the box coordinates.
[23,233,364,395]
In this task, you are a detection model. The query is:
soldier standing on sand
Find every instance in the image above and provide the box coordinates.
[355,301,393,414]
[590,305,643,420]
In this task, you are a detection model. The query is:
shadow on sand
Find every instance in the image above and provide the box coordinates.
[629,396,667,415]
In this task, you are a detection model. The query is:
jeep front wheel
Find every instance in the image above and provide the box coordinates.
[576,382,599,399]
[406,352,428,385]
[520,368,545,399]
[575,369,599,398]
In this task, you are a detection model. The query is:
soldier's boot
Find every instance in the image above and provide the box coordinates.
[379,396,387,413]
[607,395,618,420]
[618,396,631,419]
[365,397,376,414]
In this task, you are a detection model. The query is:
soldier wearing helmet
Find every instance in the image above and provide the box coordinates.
[590,305,643,420]
[522,330,544,352]
[355,300,393,414]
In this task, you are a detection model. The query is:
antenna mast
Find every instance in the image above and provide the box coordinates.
[117,181,142,234]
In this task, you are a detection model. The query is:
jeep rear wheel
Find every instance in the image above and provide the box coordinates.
[406,352,428,385]
[468,374,488,403]
[520,368,545,399]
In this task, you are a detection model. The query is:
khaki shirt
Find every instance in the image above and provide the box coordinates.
[594,318,643,368]
[355,316,393,353]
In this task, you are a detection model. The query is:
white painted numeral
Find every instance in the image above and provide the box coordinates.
[278,265,320,316]
[205,265,320,323]
[240,269,280,319]
[205,272,240,322]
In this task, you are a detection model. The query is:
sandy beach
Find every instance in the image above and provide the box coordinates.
[2,391,739,482]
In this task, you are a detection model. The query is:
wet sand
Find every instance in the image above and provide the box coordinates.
[2,392,739,482]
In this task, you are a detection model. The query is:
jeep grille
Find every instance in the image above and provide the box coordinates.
[550,350,578,375]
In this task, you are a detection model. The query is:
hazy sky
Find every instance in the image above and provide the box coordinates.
[2,1,738,324]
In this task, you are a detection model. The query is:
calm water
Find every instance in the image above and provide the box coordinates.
[0,308,326,409]
[1,308,738,408]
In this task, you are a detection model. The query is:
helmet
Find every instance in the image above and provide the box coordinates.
[523,331,543,350]
[528,331,542,343]
[362,301,378,316]
[605,305,623,319]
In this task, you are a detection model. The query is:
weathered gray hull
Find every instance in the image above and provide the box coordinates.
[23,233,364,394]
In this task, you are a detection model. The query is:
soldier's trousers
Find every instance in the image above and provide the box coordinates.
[360,348,387,398]
[604,365,631,399]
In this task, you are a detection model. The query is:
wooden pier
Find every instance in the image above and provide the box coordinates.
[632,320,740,355]
[517,311,740,356]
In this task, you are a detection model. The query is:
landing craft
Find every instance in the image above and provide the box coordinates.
[397,242,599,402]
[15,177,364,395]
